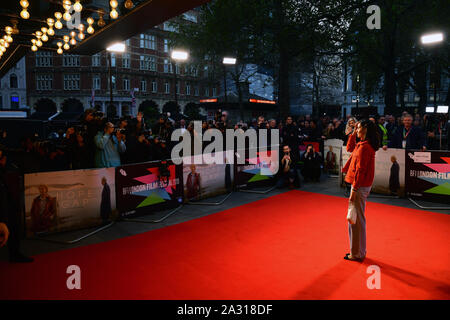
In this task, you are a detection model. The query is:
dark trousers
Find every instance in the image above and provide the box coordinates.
[277,168,301,188]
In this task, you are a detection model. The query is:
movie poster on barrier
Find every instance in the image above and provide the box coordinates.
[339,147,406,196]
[115,160,183,217]
[24,168,116,237]
[340,147,351,187]
[182,152,234,202]
[371,148,406,196]
[235,148,278,189]
[405,150,450,204]
[324,139,344,175]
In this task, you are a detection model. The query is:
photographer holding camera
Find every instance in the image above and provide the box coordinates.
[301,144,323,182]
[94,122,126,168]
[277,144,301,189]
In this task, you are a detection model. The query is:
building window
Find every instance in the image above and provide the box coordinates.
[203,65,209,77]
[190,66,198,77]
[111,75,116,90]
[204,87,209,97]
[92,75,100,90]
[175,64,180,74]
[35,51,52,67]
[140,34,156,50]
[152,79,157,93]
[164,81,170,94]
[125,39,130,46]
[140,79,147,92]
[186,82,191,95]
[63,74,80,90]
[212,87,217,97]
[122,53,130,68]
[164,59,172,73]
[10,74,18,88]
[63,54,80,67]
[36,74,53,90]
[176,81,180,94]
[10,95,19,108]
[140,55,156,71]
[110,53,116,67]
[92,53,101,66]
[164,39,169,53]
[194,86,199,96]
[123,78,130,91]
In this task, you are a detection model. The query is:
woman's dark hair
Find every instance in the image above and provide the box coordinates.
[358,119,380,151]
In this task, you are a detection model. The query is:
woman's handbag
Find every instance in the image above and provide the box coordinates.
[347,201,357,225]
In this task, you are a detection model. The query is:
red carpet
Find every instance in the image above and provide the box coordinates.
[0,190,449,300]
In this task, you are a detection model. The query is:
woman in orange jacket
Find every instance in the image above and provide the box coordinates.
[342,120,380,261]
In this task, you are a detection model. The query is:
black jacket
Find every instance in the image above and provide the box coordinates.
[388,125,426,149]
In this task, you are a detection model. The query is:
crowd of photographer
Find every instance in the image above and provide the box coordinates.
[0,108,448,178]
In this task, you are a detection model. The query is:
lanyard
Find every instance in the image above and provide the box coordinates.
[403,127,411,140]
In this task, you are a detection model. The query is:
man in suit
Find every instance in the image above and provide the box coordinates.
[388,114,426,150]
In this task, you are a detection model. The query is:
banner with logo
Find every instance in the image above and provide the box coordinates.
[405,150,450,204]
[24,168,116,237]
[323,139,344,175]
[115,160,183,217]
[235,147,278,189]
[182,152,233,202]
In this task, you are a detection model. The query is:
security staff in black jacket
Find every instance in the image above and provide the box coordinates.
[0,147,33,263]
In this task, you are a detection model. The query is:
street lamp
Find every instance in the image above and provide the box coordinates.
[222,57,236,104]
[171,50,188,109]
[420,32,444,45]
[420,32,444,113]
[106,42,125,117]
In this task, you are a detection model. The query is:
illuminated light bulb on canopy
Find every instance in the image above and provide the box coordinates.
[63,0,72,10]
[2,38,9,48]
[110,0,118,9]
[47,26,55,36]
[110,9,118,19]
[41,27,48,42]
[57,42,63,54]
[54,12,63,29]
[20,9,30,19]
[70,31,77,45]
[73,1,82,12]
[63,35,70,50]
[31,39,38,51]
[124,0,134,9]
[47,18,55,35]
[20,0,29,8]
[86,17,94,34]
[5,27,13,43]
[63,10,72,21]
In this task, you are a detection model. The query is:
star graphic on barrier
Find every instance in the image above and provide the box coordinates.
[132,166,176,208]
[418,157,450,196]
[244,151,278,182]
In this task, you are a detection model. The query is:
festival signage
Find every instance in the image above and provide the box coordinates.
[182,151,233,202]
[235,147,278,189]
[24,168,116,236]
[323,139,344,175]
[115,160,183,217]
[405,150,450,204]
